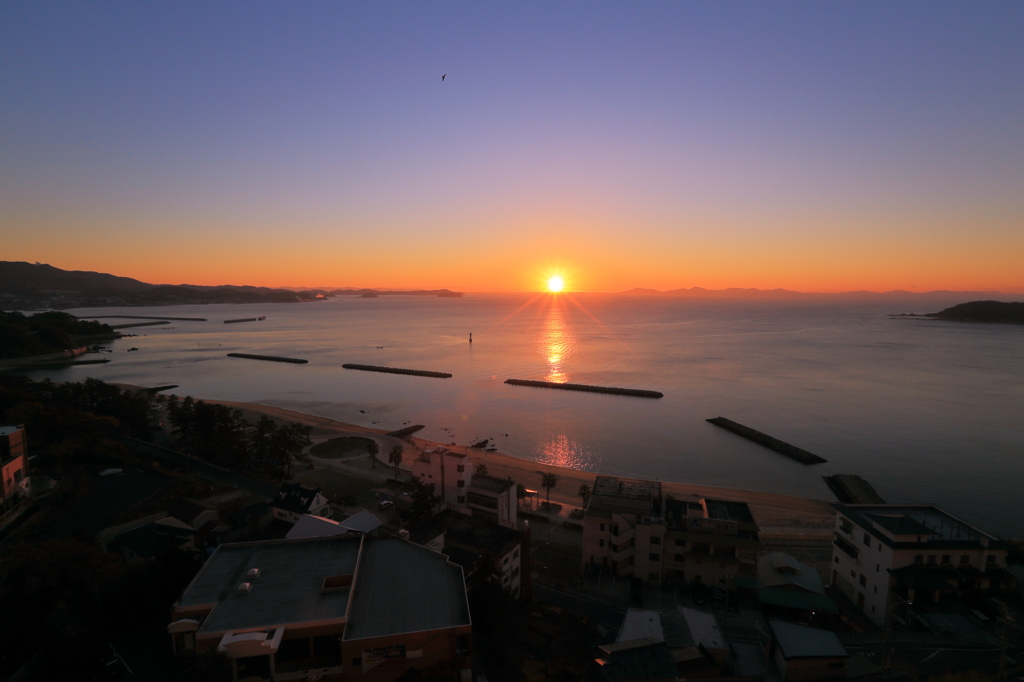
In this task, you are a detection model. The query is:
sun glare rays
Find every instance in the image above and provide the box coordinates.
[547,275,565,292]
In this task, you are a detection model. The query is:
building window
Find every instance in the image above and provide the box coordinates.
[457,480,465,488]
[503,556,509,564]
[851,570,856,578]
[859,575,867,587]
[927,555,937,565]
[987,555,996,567]
[876,564,880,572]
[834,556,839,564]
[874,585,878,594]
[960,555,971,566]
[674,554,684,562]
[649,573,659,581]
[352,658,362,666]
[511,567,519,579]
[457,465,465,473]
[863,533,871,547]
[840,518,853,534]
[513,549,519,559]
[467,493,497,509]
[599,540,604,548]
[675,539,684,547]
[872,606,876,614]
[650,553,660,562]
[600,523,605,532]
[650,537,661,545]
[941,555,951,565]
[457,496,465,504]
[612,524,619,535]
[914,555,923,564]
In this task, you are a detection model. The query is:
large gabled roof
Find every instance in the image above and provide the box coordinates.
[770,620,847,659]
[272,483,323,514]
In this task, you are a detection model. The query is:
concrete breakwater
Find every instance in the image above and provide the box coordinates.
[227,353,308,364]
[110,320,170,329]
[386,424,426,438]
[86,315,207,321]
[342,364,452,378]
[823,474,885,503]
[224,316,266,324]
[706,417,827,464]
[504,379,663,398]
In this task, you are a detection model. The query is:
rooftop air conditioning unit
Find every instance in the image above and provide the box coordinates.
[237,582,252,594]
[247,568,261,579]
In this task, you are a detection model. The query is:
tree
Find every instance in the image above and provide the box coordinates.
[388,445,404,480]
[404,477,442,524]
[541,472,558,507]
[578,484,592,508]
[475,462,488,476]
[367,439,379,469]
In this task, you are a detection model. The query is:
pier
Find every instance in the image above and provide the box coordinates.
[86,315,207,321]
[227,353,308,364]
[342,364,452,378]
[504,379,663,398]
[706,417,827,464]
[386,424,425,438]
[110,321,170,329]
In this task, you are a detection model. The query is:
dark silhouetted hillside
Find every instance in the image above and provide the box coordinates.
[926,300,1024,324]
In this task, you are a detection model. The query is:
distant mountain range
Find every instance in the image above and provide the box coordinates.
[616,286,1023,300]
[0,262,462,308]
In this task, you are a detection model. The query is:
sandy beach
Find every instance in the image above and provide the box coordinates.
[212,399,838,539]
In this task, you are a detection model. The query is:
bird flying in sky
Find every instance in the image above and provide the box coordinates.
[442,74,446,81]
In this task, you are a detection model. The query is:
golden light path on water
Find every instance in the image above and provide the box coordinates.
[541,301,575,383]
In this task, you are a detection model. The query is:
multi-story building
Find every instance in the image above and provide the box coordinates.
[0,424,28,511]
[271,483,331,524]
[168,534,472,682]
[582,476,762,585]
[413,447,518,529]
[831,504,1013,628]
[408,509,530,600]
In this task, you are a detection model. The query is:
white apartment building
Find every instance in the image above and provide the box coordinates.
[831,504,1012,628]
[413,447,517,529]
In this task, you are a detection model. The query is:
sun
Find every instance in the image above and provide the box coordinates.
[547,275,565,293]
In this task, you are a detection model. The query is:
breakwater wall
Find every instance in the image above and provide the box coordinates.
[706,417,827,464]
[386,425,426,438]
[110,321,170,329]
[86,315,207,321]
[342,364,452,378]
[504,379,663,398]
[227,353,308,364]
[224,316,266,324]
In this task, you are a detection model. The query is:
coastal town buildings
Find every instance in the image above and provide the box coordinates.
[271,483,331,524]
[830,503,1013,628]
[0,424,28,511]
[407,509,530,600]
[582,476,762,585]
[168,535,472,682]
[413,447,518,529]
[769,620,848,681]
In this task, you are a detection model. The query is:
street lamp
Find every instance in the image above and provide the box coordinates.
[883,594,913,671]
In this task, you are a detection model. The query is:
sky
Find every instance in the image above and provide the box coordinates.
[2,2,1023,293]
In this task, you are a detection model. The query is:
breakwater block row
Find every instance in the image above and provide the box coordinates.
[110,320,170,329]
[706,417,827,464]
[823,474,885,504]
[342,364,452,378]
[224,316,266,324]
[505,379,663,398]
[87,315,207,321]
[227,353,308,364]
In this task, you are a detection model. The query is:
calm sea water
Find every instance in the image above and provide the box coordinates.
[24,295,1024,537]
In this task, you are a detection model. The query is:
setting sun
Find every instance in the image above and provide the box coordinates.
[547,275,565,292]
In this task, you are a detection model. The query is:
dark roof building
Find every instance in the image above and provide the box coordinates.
[770,620,848,681]
[271,483,330,524]
[169,535,472,682]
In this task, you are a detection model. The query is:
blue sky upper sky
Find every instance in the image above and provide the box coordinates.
[2,2,1022,291]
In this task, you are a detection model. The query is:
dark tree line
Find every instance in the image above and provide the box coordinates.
[167,397,311,480]
[0,310,114,359]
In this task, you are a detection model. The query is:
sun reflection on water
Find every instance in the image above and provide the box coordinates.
[535,434,594,471]
[541,304,576,383]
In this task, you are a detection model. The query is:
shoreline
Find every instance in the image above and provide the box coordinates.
[210,398,838,538]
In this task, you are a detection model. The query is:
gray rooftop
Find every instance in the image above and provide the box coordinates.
[593,476,661,501]
[704,499,754,523]
[343,538,470,641]
[181,536,361,635]
[770,620,847,659]
[0,425,24,436]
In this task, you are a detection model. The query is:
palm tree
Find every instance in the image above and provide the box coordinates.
[388,445,404,480]
[578,484,592,509]
[475,462,488,476]
[367,440,379,469]
[541,472,558,507]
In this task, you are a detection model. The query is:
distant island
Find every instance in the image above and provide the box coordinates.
[900,300,1024,325]
[0,310,117,360]
[0,261,463,309]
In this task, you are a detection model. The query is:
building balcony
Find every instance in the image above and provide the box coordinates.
[833,534,859,560]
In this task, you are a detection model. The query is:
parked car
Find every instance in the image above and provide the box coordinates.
[691,582,708,605]
[378,500,394,510]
